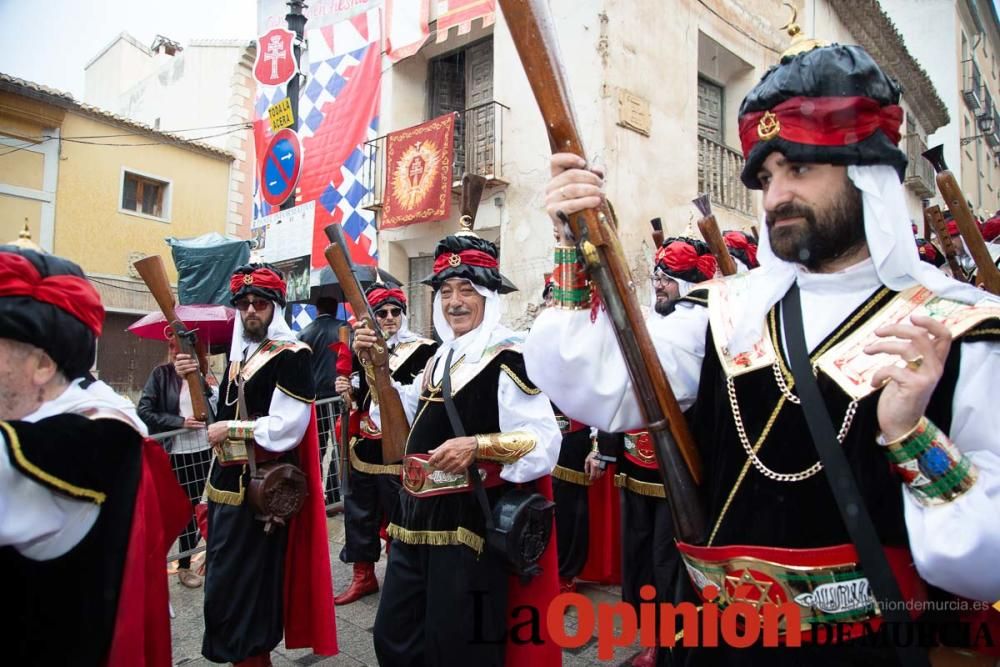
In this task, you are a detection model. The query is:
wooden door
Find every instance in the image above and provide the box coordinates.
[464,39,494,177]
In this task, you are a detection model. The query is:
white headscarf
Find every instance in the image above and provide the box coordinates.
[26,378,148,435]
[430,279,512,377]
[727,165,998,353]
[229,302,297,361]
[387,312,422,346]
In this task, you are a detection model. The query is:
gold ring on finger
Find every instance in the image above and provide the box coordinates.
[905,354,924,371]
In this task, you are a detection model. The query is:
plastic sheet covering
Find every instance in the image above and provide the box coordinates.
[167,234,251,306]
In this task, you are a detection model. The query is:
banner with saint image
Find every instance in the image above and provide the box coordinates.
[381,113,456,229]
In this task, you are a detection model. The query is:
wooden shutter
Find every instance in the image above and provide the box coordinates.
[697,78,724,143]
[464,39,494,177]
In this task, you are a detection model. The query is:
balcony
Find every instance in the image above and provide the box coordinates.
[903,133,935,198]
[697,136,753,216]
[963,59,983,112]
[361,101,509,210]
[989,108,1000,150]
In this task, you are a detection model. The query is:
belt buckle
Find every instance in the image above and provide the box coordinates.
[402,455,471,497]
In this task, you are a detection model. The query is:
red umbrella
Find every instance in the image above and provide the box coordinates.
[127,304,237,347]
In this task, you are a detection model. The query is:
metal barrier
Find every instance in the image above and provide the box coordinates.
[153,396,348,564]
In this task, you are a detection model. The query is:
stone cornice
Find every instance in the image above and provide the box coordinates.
[829,0,950,134]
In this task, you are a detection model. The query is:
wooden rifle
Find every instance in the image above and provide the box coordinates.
[692,195,738,277]
[132,255,212,422]
[924,205,966,280]
[498,0,706,544]
[923,145,1000,294]
[461,173,488,225]
[323,224,410,463]
[650,217,664,247]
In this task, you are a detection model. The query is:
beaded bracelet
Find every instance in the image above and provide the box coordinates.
[552,245,591,310]
[227,420,256,441]
[879,417,978,506]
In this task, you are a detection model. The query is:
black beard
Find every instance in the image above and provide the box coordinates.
[243,328,266,344]
[654,298,677,316]
[765,179,865,271]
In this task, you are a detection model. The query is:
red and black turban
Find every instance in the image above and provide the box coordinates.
[422,234,517,293]
[0,246,104,379]
[723,230,759,269]
[654,236,717,284]
[366,285,407,312]
[230,263,287,307]
[738,44,906,190]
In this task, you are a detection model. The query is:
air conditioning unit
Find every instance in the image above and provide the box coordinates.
[964,60,984,112]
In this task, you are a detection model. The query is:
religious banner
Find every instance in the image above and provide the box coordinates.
[435,0,494,42]
[381,113,456,229]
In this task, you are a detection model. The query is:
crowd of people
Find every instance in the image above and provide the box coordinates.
[3,30,1000,667]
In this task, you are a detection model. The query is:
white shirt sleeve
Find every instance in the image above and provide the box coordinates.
[0,432,98,560]
[496,372,561,483]
[253,389,313,452]
[524,303,709,432]
[369,377,423,429]
[904,340,1000,600]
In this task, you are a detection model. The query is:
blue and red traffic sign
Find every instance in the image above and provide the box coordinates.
[261,128,302,207]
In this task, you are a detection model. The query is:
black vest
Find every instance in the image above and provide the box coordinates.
[390,350,536,541]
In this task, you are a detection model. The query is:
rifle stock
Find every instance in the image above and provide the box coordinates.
[322,224,410,463]
[693,195,738,277]
[132,255,211,422]
[924,205,966,281]
[499,0,706,544]
[923,145,1000,294]
[650,217,664,248]
[461,173,488,223]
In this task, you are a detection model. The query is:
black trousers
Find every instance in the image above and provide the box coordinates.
[620,489,680,618]
[374,541,509,666]
[552,477,589,579]
[169,448,212,569]
[202,470,288,663]
[340,462,402,563]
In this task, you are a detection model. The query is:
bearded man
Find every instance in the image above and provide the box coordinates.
[526,38,1000,665]
[196,263,336,665]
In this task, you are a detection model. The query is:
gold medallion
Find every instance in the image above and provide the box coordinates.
[757,111,780,141]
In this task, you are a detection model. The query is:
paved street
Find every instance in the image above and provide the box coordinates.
[168,513,642,666]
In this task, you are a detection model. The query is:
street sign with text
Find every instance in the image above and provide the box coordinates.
[268,97,295,132]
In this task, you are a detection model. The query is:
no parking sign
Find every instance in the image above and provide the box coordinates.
[260,128,302,207]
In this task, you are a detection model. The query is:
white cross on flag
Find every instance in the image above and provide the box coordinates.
[254,28,298,87]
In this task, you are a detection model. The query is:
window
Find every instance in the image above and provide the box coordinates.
[121,170,169,220]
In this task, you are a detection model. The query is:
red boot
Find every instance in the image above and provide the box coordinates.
[334,561,378,605]
[630,647,657,667]
[233,653,272,667]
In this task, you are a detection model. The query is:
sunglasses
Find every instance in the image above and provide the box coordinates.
[375,307,402,319]
[234,298,272,312]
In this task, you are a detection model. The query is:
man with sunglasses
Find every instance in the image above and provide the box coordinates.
[332,285,436,606]
[191,263,336,666]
